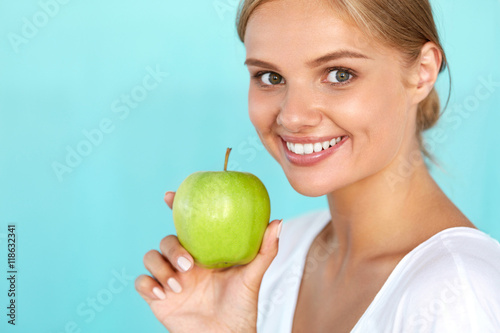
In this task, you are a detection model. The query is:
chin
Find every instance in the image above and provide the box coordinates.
[284,173,345,197]
[292,187,328,198]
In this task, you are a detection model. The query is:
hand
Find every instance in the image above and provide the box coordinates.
[135,191,282,333]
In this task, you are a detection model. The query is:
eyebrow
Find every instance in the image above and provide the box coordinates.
[307,50,371,67]
[244,50,371,70]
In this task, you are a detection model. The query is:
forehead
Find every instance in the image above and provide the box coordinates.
[244,0,385,61]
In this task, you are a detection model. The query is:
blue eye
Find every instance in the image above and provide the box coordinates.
[327,69,352,83]
[261,72,285,85]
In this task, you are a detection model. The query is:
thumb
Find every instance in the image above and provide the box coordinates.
[164,191,175,209]
[243,219,283,290]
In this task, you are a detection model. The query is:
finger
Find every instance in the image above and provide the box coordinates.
[243,219,282,290]
[160,235,194,273]
[143,249,182,293]
[164,191,175,209]
[135,274,166,304]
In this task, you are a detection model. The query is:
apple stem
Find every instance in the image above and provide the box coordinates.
[224,148,232,171]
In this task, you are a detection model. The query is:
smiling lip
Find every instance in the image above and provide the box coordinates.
[281,135,348,166]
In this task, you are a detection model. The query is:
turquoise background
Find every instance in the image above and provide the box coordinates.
[0,0,499,332]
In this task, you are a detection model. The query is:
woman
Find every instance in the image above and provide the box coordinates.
[135,0,500,331]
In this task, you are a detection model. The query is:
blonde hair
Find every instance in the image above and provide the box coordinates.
[236,0,448,159]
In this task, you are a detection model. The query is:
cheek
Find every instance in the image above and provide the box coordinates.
[248,87,279,135]
[248,87,282,159]
[346,78,409,166]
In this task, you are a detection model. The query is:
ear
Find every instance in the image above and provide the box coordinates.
[412,42,443,104]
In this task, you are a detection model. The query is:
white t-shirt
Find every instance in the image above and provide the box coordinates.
[257,210,500,332]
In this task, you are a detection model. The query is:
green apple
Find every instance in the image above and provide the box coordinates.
[172,148,271,269]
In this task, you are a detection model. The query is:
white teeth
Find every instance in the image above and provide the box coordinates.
[286,136,345,155]
[295,143,305,155]
[304,144,314,154]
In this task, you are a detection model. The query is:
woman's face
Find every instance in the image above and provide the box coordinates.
[244,0,420,197]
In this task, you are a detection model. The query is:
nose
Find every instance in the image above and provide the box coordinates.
[276,83,322,133]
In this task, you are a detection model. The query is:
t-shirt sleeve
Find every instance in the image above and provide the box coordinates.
[395,243,500,333]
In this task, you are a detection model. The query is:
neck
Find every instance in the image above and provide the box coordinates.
[325,153,447,262]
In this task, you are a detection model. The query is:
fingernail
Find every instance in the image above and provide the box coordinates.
[167,277,182,294]
[153,287,166,300]
[276,219,283,239]
[177,256,192,272]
